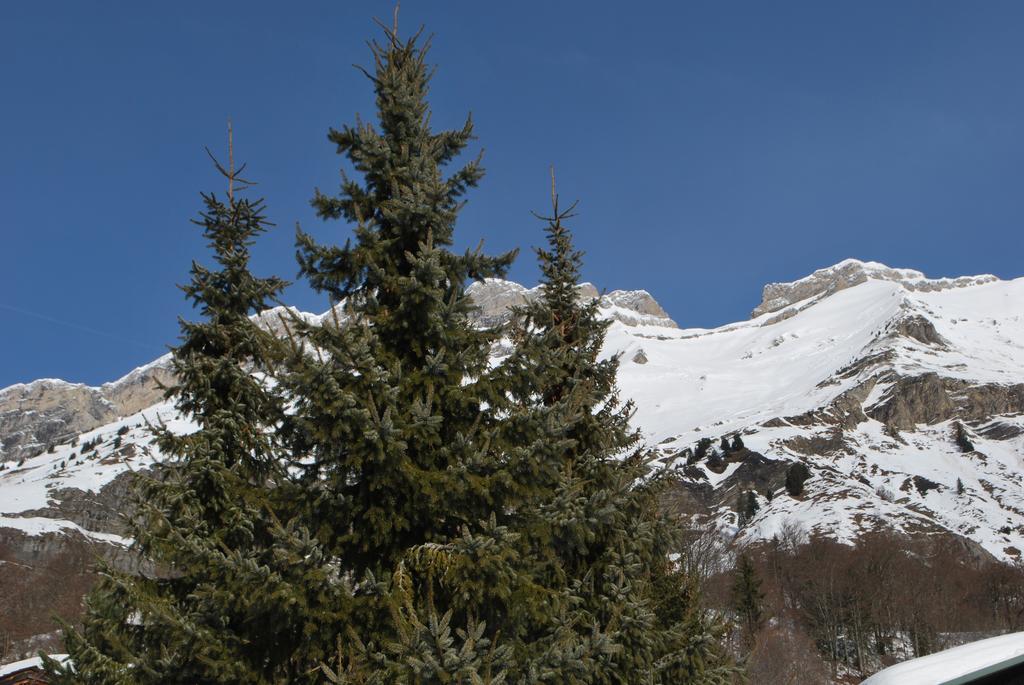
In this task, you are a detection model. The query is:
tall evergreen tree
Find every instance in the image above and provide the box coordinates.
[731,554,765,648]
[489,176,733,683]
[47,144,342,684]
[278,21,520,678]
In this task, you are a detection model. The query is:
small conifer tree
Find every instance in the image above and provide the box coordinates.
[732,554,764,647]
[785,461,811,497]
[707,448,724,472]
[737,491,759,526]
[955,421,975,453]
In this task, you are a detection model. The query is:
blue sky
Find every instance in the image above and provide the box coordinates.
[2,1,1023,387]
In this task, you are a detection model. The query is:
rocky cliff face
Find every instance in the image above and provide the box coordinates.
[0,381,114,462]
[751,259,998,318]
[0,356,172,465]
[465,279,677,328]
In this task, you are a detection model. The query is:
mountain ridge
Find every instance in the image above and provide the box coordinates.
[2,258,1022,561]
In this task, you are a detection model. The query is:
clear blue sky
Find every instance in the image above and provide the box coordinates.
[3,1,1023,387]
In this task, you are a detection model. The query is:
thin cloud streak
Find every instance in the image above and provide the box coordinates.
[0,303,163,354]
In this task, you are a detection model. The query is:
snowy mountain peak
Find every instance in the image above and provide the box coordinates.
[465,278,677,328]
[752,259,999,318]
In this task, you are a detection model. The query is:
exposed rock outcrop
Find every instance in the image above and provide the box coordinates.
[0,358,172,464]
[867,373,956,431]
[21,469,140,537]
[752,259,997,318]
[666,449,791,514]
[0,381,116,463]
[464,279,676,328]
[889,314,948,347]
[464,279,530,327]
[600,289,676,326]
[866,374,1024,431]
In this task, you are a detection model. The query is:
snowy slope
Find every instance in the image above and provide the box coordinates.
[0,398,193,548]
[1,259,1022,562]
[610,266,1024,560]
[612,276,1024,444]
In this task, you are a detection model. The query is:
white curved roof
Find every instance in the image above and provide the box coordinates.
[863,632,1024,684]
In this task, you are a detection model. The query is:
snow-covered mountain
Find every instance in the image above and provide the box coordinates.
[2,259,1023,592]
[613,259,1024,562]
